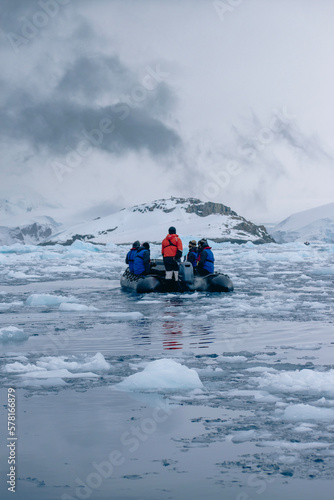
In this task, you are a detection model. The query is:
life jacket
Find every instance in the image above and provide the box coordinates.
[199,246,214,273]
[127,248,137,273]
[187,250,198,267]
[161,234,183,258]
[133,248,148,275]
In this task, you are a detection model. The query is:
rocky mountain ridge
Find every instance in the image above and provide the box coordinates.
[132,197,237,217]
[0,217,61,246]
[46,197,275,245]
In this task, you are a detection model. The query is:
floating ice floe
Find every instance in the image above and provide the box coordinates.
[0,326,28,342]
[20,378,67,388]
[26,293,79,306]
[311,267,334,275]
[7,271,40,279]
[0,301,24,310]
[0,243,40,254]
[3,353,110,387]
[69,240,103,252]
[246,366,278,373]
[4,362,46,373]
[255,369,334,397]
[59,303,99,312]
[35,353,110,372]
[116,358,203,391]
[293,423,316,433]
[228,429,257,443]
[218,355,248,363]
[283,404,334,422]
[139,299,163,304]
[226,389,279,402]
[18,368,99,379]
[257,440,330,450]
[44,265,81,273]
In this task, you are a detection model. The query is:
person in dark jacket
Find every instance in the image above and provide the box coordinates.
[125,240,140,273]
[197,238,214,276]
[133,242,150,275]
[161,226,183,281]
[186,240,198,268]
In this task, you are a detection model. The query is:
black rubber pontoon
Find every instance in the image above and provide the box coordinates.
[120,260,234,293]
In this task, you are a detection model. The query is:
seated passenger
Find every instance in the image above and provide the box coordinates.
[197,238,214,276]
[133,242,150,276]
[186,240,198,268]
[125,240,140,273]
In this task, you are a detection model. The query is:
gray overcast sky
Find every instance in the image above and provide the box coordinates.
[1,0,334,222]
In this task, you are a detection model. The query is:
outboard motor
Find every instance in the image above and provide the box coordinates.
[178,261,194,284]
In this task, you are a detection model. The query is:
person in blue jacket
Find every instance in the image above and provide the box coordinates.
[186,240,198,268]
[133,242,150,275]
[196,238,214,276]
[125,240,140,273]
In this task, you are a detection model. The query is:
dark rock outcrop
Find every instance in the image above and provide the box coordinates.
[9,223,53,242]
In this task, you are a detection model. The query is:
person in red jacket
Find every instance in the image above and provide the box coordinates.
[161,226,183,282]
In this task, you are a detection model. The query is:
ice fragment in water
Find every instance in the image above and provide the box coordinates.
[117,358,203,391]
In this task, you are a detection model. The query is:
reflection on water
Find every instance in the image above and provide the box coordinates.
[162,317,183,350]
[162,296,184,350]
[120,294,219,351]
[189,324,215,349]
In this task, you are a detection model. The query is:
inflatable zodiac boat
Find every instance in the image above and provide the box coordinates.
[120,260,234,293]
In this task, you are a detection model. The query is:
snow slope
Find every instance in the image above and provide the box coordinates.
[47,197,274,245]
[272,202,334,243]
[0,191,63,245]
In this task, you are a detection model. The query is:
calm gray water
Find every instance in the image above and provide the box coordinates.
[1,241,334,499]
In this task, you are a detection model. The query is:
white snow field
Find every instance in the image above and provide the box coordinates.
[0,239,334,500]
[272,202,334,243]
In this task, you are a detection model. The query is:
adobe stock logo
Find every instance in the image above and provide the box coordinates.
[5,0,71,53]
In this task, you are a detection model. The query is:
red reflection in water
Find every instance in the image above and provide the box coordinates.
[162,318,183,350]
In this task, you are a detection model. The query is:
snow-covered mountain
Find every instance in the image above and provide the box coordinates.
[271,202,334,243]
[0,216,62,246]
[0,192,63,245]
[46,197,275,245]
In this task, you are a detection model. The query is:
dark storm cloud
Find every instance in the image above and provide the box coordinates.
[0,43,181,158]
[0,85,181,157]
[0,0,36,32]
[56,54,133,101]
[0,0,73,45]
[144,82,178,120]
[0,0,181,156]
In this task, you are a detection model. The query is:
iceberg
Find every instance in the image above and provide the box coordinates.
[0,326,28,342]
[116,358,203,391]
